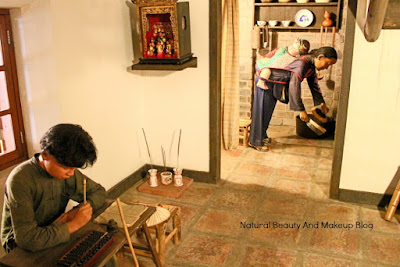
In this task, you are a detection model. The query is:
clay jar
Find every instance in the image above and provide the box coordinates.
[322,11,333,27]
[173,168,183,187]
[148,169,158,187]
[161,171,173,185]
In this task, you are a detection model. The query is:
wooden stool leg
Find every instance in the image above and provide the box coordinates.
[385,179,400,221]
[243,126,250,148]
[143,223,162,267]
[172,211,181,244]
[155,223,166,266]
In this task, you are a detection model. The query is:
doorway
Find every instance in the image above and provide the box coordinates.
[211,0,358,200]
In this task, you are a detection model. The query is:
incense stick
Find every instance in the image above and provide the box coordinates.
[176,129,182,170]
[142,128,153,168]
[83,178,87,204]
[161,146,167,171]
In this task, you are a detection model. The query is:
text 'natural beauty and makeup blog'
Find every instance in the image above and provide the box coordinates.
[240,221,374,230]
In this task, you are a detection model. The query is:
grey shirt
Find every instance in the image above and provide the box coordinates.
[1,154,106,252]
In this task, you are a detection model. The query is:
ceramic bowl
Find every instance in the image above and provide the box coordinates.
[281,20,292,27]
[257,21,267,27]
[278,0,292,3]
[268,20,279,27]
[315,0,331,2]
[261,0,274,2]
[296,0,309,3]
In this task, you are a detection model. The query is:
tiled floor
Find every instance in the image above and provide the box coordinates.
[117,125,400,266]
[1,125,400,266]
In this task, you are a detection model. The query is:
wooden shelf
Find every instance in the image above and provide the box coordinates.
[255,0,342,30]
[267,26,323,30]
[130,57,197,71]
[255,2,338,7]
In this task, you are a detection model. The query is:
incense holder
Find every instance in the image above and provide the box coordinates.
[148,169,158,187]
[161,171,173,185]
[173,168,183,187]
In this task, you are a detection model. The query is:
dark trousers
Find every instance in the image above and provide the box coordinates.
[249,76,277,146]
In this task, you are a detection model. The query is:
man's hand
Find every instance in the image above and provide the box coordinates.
[299,111,310,122]
[53,207,79,224]
[320,103,329,114]
[66,203,93,233]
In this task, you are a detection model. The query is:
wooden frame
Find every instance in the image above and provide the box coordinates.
[208,0,221,183]
[0,9,28,171]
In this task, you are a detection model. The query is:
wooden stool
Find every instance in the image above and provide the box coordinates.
[239,119,251,147]
[134,203,181,266]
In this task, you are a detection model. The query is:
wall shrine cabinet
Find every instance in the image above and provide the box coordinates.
[131,0,196,70]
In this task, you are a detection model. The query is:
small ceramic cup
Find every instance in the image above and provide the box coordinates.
[281,20,292,27]
[148,169,158,187]
[268,20,279,27]
[173,168,183,187]
[256,21,267,27]
[161,171,173,185]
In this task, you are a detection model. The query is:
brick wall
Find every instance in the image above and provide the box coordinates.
[239,0,348,127]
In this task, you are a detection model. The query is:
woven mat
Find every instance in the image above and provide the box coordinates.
[94,202,146,228]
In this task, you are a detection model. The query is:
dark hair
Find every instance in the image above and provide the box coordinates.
[310,46,338,59]
[40,124,97,168]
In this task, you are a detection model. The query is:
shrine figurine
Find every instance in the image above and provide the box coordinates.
[156,41,164,58]
[165,41,172,57]
[147,39,156,57]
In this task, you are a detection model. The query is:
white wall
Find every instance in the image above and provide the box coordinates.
[340,26,400,193]
[7,0,209,189]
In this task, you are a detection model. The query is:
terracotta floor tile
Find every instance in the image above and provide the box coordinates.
[250,221,302,246]
[241,246,297,267]
[177,204,201,227]
[174,234,234,266]
[281,154,316,167]
[272,166,312,181]
[360,208,400,233]
[177,185,216,205]
[302,253,356,267]
[320,148,334,158]
[281,137,318,146]
[210,189,260,211]
[221,158,242,173]
[221,148,245,158]
[309,228,360,256]
[195,209,248,236]
[313,169,331,184]
[284,145,318,156]
[366,234,400,264]
[269,179,311,197]
[245,150,283,166]
[309,184,330,201]
[317,158,333,169]
[311,203,358,222]
[223,173,269,191]
[260,195,308,219]
[235,162,274,177]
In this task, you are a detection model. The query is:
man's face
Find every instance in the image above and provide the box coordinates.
[41,152,76,179]
[315,55,337,71]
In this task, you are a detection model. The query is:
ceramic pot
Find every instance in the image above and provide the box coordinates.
[161,171,173,185]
